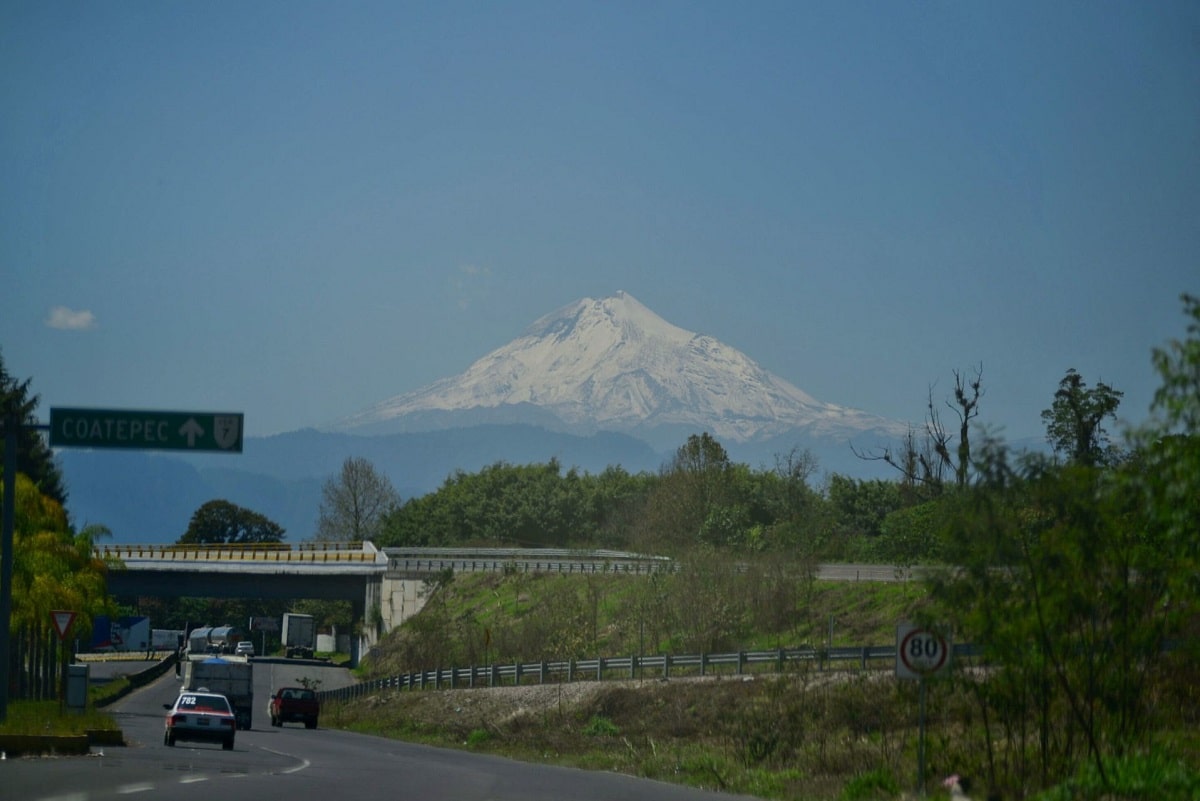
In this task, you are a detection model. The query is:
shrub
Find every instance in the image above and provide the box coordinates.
[466,728,491,747]
[839,767,901,801]
[583,715,620,737]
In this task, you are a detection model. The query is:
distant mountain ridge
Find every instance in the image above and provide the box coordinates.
[62,425,663,542]
[333,291,909,445]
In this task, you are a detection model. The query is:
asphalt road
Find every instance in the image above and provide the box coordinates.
[4,658,760,801]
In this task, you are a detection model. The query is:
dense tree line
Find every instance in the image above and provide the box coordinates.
[376,439,836,557]
[1,351,114,704]
[374,433,938,565]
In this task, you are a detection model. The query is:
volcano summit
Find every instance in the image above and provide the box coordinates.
[333,291,908,449]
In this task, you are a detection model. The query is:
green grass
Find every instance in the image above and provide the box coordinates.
[370,570,930,678]
[1031,751,1200,801]
[91,676,132,707]
[0,700,119,736]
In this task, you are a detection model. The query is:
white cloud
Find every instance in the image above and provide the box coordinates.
[453,264,494,310]
[46,306,97,330]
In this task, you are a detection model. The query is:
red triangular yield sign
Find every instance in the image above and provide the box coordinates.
[51,610,77,640]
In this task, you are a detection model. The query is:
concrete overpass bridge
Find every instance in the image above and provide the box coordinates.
[97,541,390,664]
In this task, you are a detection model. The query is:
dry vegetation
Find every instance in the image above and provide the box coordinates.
[326,571,972,800]
[325,667,937,801]
[324,569,1198,800]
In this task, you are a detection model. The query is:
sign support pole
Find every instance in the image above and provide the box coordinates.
[917,675,927,797]
[1,414,18,723]
[897,623,950,798]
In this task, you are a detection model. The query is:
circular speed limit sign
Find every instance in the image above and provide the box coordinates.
[896,624,950,679]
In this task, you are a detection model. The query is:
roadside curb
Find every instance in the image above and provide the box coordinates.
[95,652,178,708]
[0,729,126,758]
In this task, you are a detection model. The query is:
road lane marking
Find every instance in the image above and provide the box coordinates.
[259,746,310,774]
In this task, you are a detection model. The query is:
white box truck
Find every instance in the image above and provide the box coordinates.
[282,613,316,659]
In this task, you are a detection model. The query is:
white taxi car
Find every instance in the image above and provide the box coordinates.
[164,691,237,750]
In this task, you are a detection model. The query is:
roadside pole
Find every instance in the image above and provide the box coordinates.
[918,675,928,795]
[1,414,18,722]
[896,623,951,797]
[2,407,242,722]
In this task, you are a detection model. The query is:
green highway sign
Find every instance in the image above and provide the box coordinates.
[49,408,244,453]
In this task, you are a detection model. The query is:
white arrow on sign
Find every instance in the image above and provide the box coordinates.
[178,418,205,447]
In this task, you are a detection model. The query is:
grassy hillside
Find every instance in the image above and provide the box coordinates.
[362,564,933,680]
[329,565,1198,801]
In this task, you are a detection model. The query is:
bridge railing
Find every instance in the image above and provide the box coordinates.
[383,547,674,577]
[386,557,672,576]
[383,547,670,561]
[95,543,379,562]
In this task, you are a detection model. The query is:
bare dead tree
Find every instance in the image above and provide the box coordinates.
[949,365,984,488]
[853,364,984,495]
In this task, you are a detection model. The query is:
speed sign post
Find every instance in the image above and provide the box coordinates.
[897,623,952,796]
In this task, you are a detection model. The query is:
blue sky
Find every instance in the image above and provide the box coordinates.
[3,1,1197,449]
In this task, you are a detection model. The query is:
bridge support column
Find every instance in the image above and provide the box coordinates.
[379,575,431,635]
[354,573,385,666]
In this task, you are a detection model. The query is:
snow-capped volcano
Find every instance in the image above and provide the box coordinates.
[334,291,908,443]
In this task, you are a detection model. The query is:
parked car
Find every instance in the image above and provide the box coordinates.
[234,640,255,657]
[164,691,237,750]
[268,686,320,729]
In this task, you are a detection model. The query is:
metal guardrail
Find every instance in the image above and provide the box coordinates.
[319,643,983,703]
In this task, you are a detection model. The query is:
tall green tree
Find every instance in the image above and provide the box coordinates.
[178,499,285,544]
[1148,293,1200,433]
[8,474,113,699]
[0,349,67,506]
[642,433,738,551]
[316,457,400,542]
[1040,368,1124,466]
[928,297,1198,795]
[582,465,655,549]
[824,475,903,542]
[1131,292,1200,607]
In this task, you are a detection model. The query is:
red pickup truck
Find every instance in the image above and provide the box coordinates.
[267,686,320,729]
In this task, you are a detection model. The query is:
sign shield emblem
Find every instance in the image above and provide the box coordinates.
[213,415,242,450]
